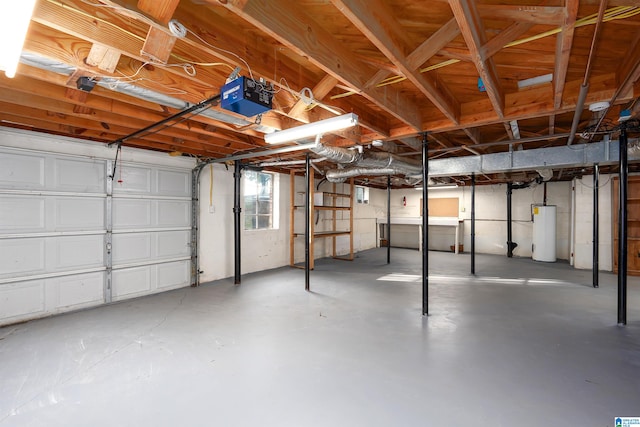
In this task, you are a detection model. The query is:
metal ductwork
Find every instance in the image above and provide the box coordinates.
[19,52,274,131]
[310,143,423,182]
[309,144,360,164]
[326,167,417,183]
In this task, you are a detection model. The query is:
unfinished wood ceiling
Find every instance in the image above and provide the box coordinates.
[2,0,640,185]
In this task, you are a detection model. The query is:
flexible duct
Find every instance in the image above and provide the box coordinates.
[309,144,360,164]
[311,143,424,182]
[325,167,408,183]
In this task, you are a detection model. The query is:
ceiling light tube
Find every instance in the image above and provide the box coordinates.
[264,113,358,144]
[0,0,37,78]
[428,184,458,190]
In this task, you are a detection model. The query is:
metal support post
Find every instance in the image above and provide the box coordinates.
[305,153,311,291]
[618,125,628,325]
[471,173,476,275]
[422,133,429,316]
[233,161,242,285]
[593,164,599,288]
[507,183,514,258]
[387,175,391,264]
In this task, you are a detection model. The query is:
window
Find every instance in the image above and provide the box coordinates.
[355,185,369,204]
[244,170,273,230]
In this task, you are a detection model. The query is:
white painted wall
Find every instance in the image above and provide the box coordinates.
[380,181,574,261]
[198,164,290,282]
[196,162,612,280]
[573,174,613,271]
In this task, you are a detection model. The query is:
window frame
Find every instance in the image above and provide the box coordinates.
[243,170,275,231]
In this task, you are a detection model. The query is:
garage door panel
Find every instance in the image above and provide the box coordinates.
[157,260,190,290]
[55,198,104,230]
[157,230,190,258]
[157,201,190,227]
[0,239,45,278]
[0,196,45,232]
[112,267,152,299]
[114,165,152,194]
[54,158,104,193]
[0,281,46,319]
[0,140,193,325]
[54,235,104,270]
[0,152,45,189]
[54,272,104,309]
[113,199,152,228]
[157,169,190,197]
[112,233,152,264]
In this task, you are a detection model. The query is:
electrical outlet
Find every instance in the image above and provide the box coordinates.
[208,205,215,213]
[460,207,466,212]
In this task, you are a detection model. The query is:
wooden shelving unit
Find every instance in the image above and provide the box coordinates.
[613,176,640,275]
[289,170,354,269]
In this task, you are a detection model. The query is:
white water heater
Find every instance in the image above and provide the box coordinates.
[532,205,557,262]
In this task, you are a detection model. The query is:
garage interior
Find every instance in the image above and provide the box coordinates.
[1,0,640,425]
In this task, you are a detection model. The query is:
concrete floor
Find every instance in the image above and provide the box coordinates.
[1,249,639,427]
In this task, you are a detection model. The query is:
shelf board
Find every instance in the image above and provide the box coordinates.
[293,205,350,210]
[293,231,351,238]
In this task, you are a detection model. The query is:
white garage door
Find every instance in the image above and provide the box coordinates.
[0,145,192,326]
[111,163,192,300]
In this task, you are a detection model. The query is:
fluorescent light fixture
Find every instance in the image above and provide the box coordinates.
[414,187,423,191]
[0,0,37,78]
[264,113,358,144]
[517,73,553,89]
[428,184,458,190]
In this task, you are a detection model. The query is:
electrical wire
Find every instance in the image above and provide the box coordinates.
[330,5,640,100]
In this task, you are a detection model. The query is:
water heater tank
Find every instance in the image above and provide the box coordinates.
[532,205,556,262]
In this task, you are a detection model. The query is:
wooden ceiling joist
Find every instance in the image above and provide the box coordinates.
[331,0,460,125]
[449,0,506,118]
[214,0,423,131]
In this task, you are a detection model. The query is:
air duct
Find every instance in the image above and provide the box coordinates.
[326,167,415,183]
[18,52,270,131]
[309,143,423,182]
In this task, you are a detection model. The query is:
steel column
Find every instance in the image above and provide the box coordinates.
[618,125,628,325]
[593,163,599,288]
[233,161,242,285]
[305,153,311,291]
[422,134,429,316]
[387,175,391,264]
[507,183,514,258]
[471,173,476,275]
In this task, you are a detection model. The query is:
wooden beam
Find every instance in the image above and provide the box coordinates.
[481,22,534,60]
[503,122,515,140]
[86,44,121,73]
[463,128,481,145]
[449,0,505,118]
[477,5,565,25]
[406,18,461,71]
[141,26,176,63]
[332,0,459,124]
[389,73,627,140]
[554,0,579,109]
[214,0,423,130]
[137,0,180,24]
[616,29,640,99]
